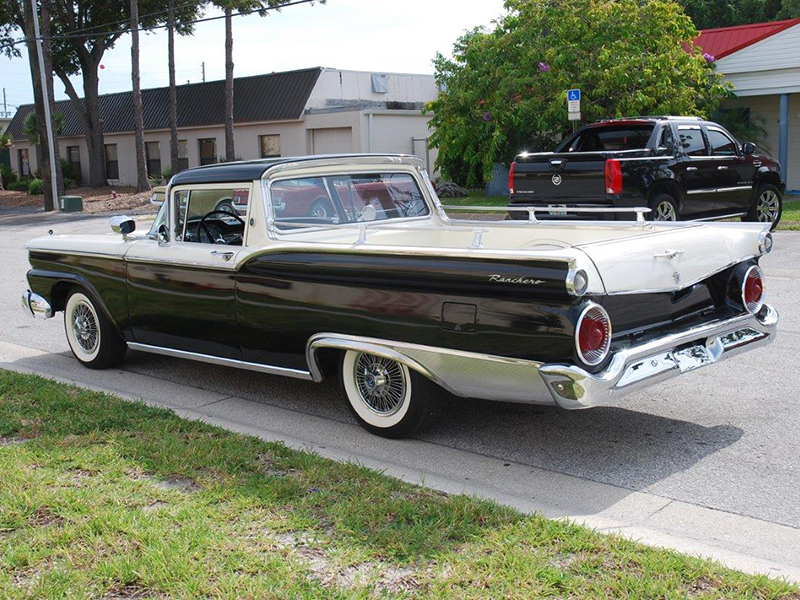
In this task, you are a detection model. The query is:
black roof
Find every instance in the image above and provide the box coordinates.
[6,67,322,140]
[170,153,414,185]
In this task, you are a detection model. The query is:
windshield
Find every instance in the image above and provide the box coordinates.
[271,172,429,229]
[558,124,655,152]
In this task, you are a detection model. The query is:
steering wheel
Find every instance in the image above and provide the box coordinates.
[197,209,245,244]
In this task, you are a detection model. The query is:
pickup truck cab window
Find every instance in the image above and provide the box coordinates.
[678,126,708,157]
[174,187,247,245]
[707,128,739,156]
[271,172,429,229]
[560,124,654,152]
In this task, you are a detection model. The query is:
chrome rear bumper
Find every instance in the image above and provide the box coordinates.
[540,304,778,409]
[21,289,53,319]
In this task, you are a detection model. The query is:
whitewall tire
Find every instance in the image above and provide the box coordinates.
[64,290,127,369]
[340,350,438,438]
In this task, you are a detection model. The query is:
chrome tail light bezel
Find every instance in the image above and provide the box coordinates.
[575,302,612,367]
[742,265,765,315]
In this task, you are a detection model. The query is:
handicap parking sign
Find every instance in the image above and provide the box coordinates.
[568,89,581,101]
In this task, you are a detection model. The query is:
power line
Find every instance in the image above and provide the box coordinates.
[1,0,323,48]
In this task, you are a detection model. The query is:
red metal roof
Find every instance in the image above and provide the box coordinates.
[693,18,800,60]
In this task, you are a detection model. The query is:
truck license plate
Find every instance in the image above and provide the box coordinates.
[548,204,567,216]
[671,345,713,373]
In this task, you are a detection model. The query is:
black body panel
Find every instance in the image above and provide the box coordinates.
[236,251,579,369]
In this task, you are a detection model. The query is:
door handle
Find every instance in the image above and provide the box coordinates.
[211,251,234,261]
[717,166,728,170]
[686,166,697,171]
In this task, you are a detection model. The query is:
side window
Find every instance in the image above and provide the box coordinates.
[175,187,248,245]
[707,129,738,156]
[678,127,708,157]
[173,190,189,241]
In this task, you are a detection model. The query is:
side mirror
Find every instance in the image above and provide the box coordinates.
[743,142,757,155]
[109,215,136,237]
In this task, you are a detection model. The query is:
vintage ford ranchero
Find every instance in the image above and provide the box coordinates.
[21,154,778,437]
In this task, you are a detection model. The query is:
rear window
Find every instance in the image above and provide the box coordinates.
[271,173,429,229]
[561,125,654,152]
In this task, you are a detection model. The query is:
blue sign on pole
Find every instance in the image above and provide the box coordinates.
[568,89,581,101]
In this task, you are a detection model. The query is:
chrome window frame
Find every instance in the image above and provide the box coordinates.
[167,181,254,246]
[706,126,741,157]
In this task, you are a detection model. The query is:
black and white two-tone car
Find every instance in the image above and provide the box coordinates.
[22,154,778,437]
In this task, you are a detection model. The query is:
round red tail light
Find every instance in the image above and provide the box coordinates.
[576,303,612,366]
[742,265,764,314]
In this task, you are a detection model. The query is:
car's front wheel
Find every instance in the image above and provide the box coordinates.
[340,350,438,438]
[64,289,127,369]
[745,184,782,230]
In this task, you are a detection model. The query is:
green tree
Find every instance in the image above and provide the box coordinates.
[22,111,64,145]
[427,0,732,187]
[677,0,783,29]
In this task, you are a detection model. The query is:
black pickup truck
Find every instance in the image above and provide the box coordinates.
[509,116,785,228]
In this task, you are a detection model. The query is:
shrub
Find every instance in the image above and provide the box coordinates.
[6,180,29,192]
[64,177,76,190]
[60,158,81,183]
[1,165,17,188]
[158,165,173,182]
[27,178,44,195]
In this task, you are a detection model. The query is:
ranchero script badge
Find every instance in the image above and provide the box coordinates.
[489,275,545,285]
[551,174,562,186]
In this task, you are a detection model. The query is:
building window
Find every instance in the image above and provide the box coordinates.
[105,144,119,180]
[259,134,281,158]
[67,146,81,181]
[18,148,30,177]
[145,142,161,177]
[177,139,189,172]
[199,138,217,165]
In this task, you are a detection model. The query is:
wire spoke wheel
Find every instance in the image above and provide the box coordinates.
[353,353,407,416]
[757,190,780,223]
[654,200,677,221]
[309,202,329,218]
[72,301,99,354]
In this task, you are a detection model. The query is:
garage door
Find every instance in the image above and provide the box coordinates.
[311,127,354,154]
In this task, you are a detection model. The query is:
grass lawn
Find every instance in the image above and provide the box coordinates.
[438,192,800,231]
[1,371,798,598]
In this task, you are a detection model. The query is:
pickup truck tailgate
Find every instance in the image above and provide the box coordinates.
[512,152,607,204]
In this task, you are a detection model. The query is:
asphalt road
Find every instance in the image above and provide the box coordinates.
[2,206,799,578]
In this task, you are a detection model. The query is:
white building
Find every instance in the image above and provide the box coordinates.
[695,18,800,191]
[5,68,438,186]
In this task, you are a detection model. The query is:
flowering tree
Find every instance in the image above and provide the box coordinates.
[427,0,731,187]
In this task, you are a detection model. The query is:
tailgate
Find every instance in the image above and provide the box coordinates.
[512,152,607,204]
[575,225,737,294]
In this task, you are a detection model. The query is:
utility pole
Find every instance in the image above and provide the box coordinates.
[202,62,205,83]
[29,0,58,208]
[2,88,6,117]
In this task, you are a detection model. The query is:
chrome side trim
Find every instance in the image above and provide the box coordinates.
[540,304,778,409]
[691,212,747,221]
[686,186,752,195]
[305,333,555,405]
[26,248,125,261]
[21,290,53,319]
[127,343,313,380]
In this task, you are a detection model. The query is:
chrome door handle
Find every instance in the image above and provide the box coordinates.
[717,166,728,170]
[686,166,697,171]
[211,251,234,261]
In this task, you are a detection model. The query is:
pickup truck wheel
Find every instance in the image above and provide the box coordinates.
[341,350,436,438]
[649,194,679,222]
[64,290,127,369]
[745,184,782,230]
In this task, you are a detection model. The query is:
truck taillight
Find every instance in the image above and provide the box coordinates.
[508,161,516,195]
[605,158,622,195]
[576,303,612,366]
[742,266,764,314]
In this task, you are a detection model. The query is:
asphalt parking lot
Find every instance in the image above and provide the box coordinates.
[2,206,799,579]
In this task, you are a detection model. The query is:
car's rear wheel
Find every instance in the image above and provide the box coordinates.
[649,193,679,222]
[745,184,782,230]
[340,350,437,438]
[64,290,127,369]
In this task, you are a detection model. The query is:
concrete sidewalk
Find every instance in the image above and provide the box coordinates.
[2,338,799,583]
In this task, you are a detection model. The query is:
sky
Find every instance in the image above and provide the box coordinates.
[0,0,507,115]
